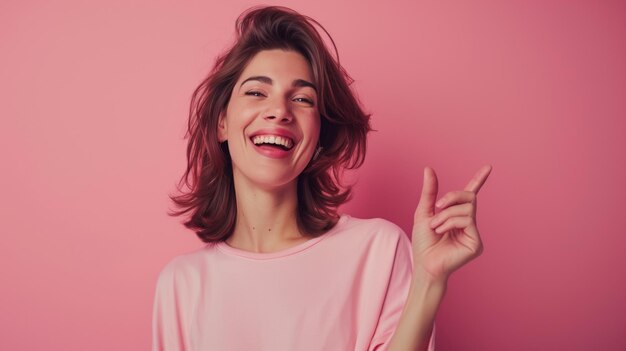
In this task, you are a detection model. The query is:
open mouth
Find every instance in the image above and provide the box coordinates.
[250,135,295,151]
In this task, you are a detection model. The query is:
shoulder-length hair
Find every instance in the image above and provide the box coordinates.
[168,5,373,243]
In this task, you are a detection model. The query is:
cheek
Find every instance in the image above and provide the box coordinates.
[225,108,253,137]
[311,119,322,140]
[304,113,321,134]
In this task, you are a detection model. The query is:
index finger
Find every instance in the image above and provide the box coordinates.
[464,164,493,194]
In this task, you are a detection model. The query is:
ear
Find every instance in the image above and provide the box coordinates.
[217,111,227,142]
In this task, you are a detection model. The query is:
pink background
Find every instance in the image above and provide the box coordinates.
[2,0,625,350]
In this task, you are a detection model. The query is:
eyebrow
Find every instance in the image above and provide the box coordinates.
[239,75,317,94]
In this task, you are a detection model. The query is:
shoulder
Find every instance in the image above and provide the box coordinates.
[154,245,213,287]
[340,214,409,244]
[337,215,412,257]
[337,215,414,280]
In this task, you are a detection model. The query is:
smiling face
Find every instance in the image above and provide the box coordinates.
[218,49,321,189]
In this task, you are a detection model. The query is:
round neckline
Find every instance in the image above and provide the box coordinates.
[215,214,349,260]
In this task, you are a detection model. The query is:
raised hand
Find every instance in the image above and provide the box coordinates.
[411,165,492,283]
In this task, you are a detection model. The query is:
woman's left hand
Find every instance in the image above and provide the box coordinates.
[411,165,492,283]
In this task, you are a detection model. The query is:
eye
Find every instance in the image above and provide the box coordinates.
[294,97,315,106]
[245,90,265,97]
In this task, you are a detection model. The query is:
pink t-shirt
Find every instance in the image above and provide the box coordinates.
[152,214,436,350]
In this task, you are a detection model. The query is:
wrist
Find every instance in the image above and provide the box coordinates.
[412,266,449,288]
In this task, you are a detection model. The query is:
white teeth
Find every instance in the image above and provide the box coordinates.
[252,135,294,149]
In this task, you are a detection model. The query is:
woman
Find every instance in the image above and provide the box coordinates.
[152,5,492,351]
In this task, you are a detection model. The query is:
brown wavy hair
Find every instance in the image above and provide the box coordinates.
[167,5,373,243]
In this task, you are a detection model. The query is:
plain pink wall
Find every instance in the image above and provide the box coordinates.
[1,0,624,350]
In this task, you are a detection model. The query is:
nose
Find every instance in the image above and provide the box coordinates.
[264,97,293,123]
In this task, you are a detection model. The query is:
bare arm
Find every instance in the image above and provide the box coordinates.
[386,270,446,351]
[390,165,492,350]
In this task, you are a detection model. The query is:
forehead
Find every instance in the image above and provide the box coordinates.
[239,49,314,83]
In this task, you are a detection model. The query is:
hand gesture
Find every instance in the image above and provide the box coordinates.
[411,165,492,282]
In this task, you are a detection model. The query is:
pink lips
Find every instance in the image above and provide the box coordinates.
[249,128,297,143]
[249,128,297,159]
[251,142,293,159]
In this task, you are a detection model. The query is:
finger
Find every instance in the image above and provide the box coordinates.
[433,216,473,234]
[415,166,438,218]
[430,203,474,228]
[435,190,475,209]
[464,164,493,194]
[434,217,484,257]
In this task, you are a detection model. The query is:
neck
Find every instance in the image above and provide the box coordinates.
[227,168,305,253]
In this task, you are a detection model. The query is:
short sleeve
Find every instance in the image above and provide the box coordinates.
[151,260,192,351]
[368,228,436,351]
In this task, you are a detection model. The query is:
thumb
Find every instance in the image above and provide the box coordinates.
[414,166,438,219]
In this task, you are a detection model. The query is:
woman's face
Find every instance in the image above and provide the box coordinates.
[218,49,321,189]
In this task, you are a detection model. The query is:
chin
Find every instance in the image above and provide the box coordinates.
[242,168,300,188]
[255,176,299,189]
